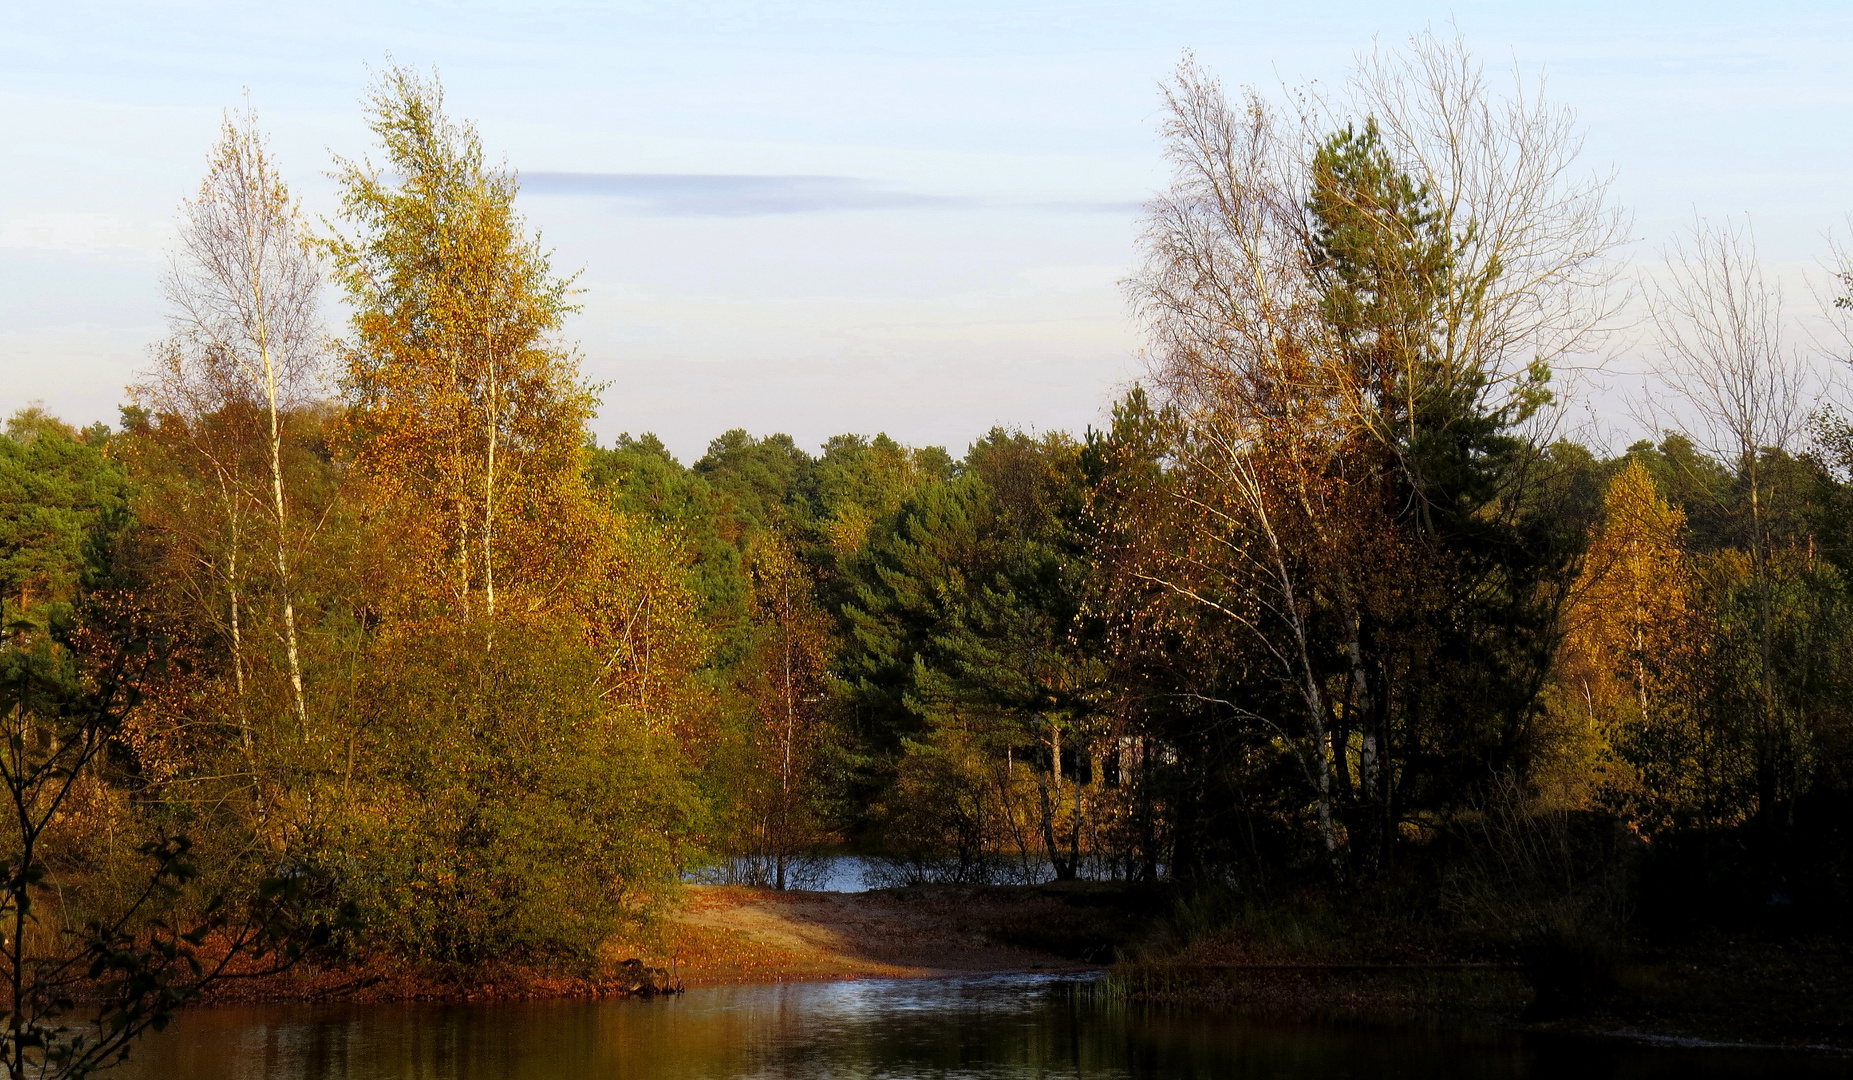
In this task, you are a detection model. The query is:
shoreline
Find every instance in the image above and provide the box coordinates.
[1106,941,1853,1053]
[183,883,1853,1054]
[197,882,1113,1006]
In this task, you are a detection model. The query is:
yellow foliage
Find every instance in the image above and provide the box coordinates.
[326,66,595,626]
[1541,459,1707,828]
[570,510,715,741]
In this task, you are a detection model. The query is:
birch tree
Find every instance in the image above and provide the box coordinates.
[1130,58,1384,871]
[1128,34,1625,871]
[1647,216,1816,821]
[326,66,589,632]
[736,533,832,889]
[1650,217,1810,556]
[147,105,324,735]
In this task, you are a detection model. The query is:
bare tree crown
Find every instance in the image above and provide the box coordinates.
[159,105,325,416]
[1649,215,1812,463]
[1132,32,1628,439]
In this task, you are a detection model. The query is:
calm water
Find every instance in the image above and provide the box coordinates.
[119,973,1843,1080]
[692,854,1068,891]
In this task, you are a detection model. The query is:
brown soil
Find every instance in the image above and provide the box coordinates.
[622,884,1106,985]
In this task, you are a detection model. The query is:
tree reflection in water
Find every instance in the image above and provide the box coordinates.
[122,973,1842,1080]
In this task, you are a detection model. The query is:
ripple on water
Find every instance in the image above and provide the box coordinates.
[119,972,1847,1080]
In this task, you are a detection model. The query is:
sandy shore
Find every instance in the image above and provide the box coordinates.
[637,884,1104,985]
[197,883,1119,1003]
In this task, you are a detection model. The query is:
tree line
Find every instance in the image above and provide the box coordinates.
[4,34,1853,1073]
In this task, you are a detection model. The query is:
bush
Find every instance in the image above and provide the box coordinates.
[325,618,697,963]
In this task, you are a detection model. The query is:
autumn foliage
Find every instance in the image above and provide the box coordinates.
[5,45,1853,1024]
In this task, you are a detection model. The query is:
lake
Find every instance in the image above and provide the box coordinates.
[119,972,1843,1079]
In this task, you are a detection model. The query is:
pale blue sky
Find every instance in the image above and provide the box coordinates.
[4,2,1850,459]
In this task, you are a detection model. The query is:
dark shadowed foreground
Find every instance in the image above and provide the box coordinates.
[121,973,1847,1080]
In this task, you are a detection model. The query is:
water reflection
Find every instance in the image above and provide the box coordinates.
[688,853,1061,892]
[121,973,1843,1079]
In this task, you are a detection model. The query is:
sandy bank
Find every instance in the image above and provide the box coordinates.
[197,882,1128,1004]
[643,884,1107,985]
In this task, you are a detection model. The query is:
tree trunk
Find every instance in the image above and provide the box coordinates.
[254,333,308,736]
[218,471,254,768]
[1035,726,1076,879]
[481,267,499,636]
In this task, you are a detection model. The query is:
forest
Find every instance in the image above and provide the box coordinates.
[4,36,1852,1069]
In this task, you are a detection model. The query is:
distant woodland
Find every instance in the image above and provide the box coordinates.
[5,34,1853,1069]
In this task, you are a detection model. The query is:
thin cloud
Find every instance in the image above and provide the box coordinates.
[520,173,1141,218]
[520,173,958,216]
[1034,200,1146,215]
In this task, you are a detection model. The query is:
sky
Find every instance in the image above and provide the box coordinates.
[3,1,1851,461]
